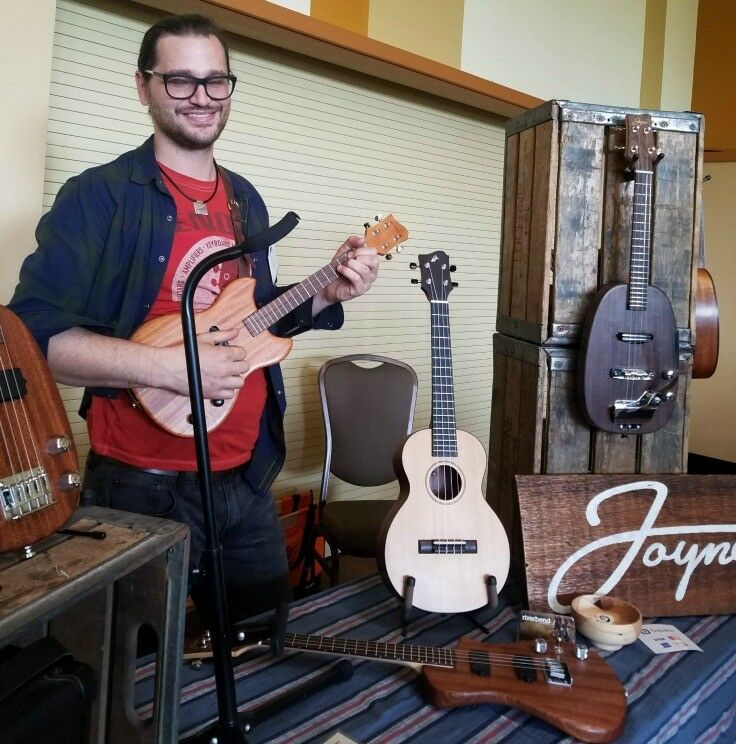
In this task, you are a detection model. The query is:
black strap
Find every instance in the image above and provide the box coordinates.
[0,637,72,701]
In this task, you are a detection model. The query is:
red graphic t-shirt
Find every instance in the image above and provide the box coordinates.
[87,165,267,471]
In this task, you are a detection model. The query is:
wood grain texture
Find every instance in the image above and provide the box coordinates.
[510,127,536,321]
[424,637,626,743]
[0,306,80,552]
[516,474,736,616]
[692,267,719,378]
[131,277,292,436]
[497,134,519,320]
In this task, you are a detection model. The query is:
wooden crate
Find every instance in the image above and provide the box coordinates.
[497,100,704,348]
[486,333,691,555]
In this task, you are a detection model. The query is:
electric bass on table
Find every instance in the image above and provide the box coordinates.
[0,305,80,552]
[378,251,510,614]
[184,630,627,743]
[131,215,408,436]
[579,114,679,434]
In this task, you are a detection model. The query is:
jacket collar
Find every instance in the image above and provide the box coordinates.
[130,135,161,185]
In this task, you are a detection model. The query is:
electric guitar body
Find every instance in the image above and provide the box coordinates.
[131,215,408,436]
[378,251,510,613]
[0,305,80,552]
[579,114,679,434]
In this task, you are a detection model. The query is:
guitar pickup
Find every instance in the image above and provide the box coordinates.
[513,655,537,683]
[0,368,27,403]
[470,656,491,677]
[610,368,654,381]
[617,332,653,343]
[418,539,478,554]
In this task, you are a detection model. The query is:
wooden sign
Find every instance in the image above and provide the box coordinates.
[515,474,736,617]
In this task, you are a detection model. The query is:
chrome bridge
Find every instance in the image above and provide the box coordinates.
[611,389,675,430]
[610,368,654,381]
[1,467,54,521]
[418,539,478,554]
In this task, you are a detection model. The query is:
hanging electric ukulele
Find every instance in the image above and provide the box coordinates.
[378,251,510,614]
[131,215,408,436]
[0,305,80,552]
[579,114,679,434]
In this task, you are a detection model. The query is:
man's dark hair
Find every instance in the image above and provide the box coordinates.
[138,14,231,75]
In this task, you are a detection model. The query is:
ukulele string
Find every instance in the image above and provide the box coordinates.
[0,316,44,493]
[428,258,445,502]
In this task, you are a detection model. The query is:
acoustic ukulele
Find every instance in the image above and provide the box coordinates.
[579,114,679,434]
[131,215,408,436]
[0,305,80,552]
[184,630,627,743]
[378,251,510,613]
[693,177,719,379]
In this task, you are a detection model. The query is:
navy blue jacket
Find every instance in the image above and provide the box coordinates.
[9,136,344,493]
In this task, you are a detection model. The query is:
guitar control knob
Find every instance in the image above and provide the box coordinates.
[534,638,548,654]
[662,369,675,380]
[58,471,82,491]
[665,391,675,402]
[46,436,72,455]
[575,644,589,661]
[409,262,418,270]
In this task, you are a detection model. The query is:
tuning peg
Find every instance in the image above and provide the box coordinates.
[409,262,418,270]
[654,149,664,165]
[449,265,457,272]
[410,278,419,284]
[385,253,393,260]
[395,246,403,254]
[364,221,371,229]
[451,282,459,288]
[374,214,383,222]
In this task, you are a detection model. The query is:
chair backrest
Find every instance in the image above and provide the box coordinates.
[319,354,418,501]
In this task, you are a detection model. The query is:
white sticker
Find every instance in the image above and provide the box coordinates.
[268,244,278,283]
[638,624,703,654]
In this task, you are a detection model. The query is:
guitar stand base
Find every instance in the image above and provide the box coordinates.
[398,575,499,636]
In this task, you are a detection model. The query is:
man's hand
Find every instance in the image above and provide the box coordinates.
[313,235,379,314]
[159,327,250,399]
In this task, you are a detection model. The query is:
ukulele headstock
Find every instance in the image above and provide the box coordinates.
[363,214,409,259]
[416,250,457,302]
[624,113,663,173]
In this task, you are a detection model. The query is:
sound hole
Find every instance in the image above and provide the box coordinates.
[429,465,462,502]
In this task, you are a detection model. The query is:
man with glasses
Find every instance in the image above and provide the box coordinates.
[9,14,379,625]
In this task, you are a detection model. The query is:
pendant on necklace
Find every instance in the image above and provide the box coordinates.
[193,200,208,216]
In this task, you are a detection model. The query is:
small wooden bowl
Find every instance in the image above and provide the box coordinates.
[571,595,643,651]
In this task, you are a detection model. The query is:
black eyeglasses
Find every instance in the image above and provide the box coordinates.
[144,70,237,100]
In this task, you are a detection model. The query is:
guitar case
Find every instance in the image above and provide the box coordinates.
[0,636,96,743]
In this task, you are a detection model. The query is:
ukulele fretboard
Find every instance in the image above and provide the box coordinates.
[430,299,457,457]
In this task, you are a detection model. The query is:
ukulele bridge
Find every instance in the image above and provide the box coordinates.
[418,539,477,555]
[610,367,654,380]
[1,467,54,521]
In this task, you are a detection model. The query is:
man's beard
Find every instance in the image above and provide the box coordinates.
[148,98,229,150]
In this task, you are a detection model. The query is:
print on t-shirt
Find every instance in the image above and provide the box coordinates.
[171,235,237,309]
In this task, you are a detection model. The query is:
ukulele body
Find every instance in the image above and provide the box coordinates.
[131,277,292,436]
[579,283,678,434]
[379,428,510,613]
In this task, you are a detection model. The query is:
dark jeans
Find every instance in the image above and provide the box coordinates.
[82,451,290,626]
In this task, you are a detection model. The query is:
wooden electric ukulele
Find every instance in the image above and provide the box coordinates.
[131,215,408,436]
[183,630,627,743]
[579,114,679,433]
[0,305,80,552]
[378,251,510,613]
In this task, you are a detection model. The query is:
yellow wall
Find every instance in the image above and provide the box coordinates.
[368,0,464,68]
[659,0,699,111]
[1,0,56,304]
[311,0,369,36]
[689,162,736,461]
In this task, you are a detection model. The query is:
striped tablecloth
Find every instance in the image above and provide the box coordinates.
[135,575,736,743]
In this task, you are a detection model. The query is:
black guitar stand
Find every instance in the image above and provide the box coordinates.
[399,574,499,637]
[178,212,351,743]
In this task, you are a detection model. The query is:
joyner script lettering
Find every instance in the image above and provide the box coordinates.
[548,480,736,613]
